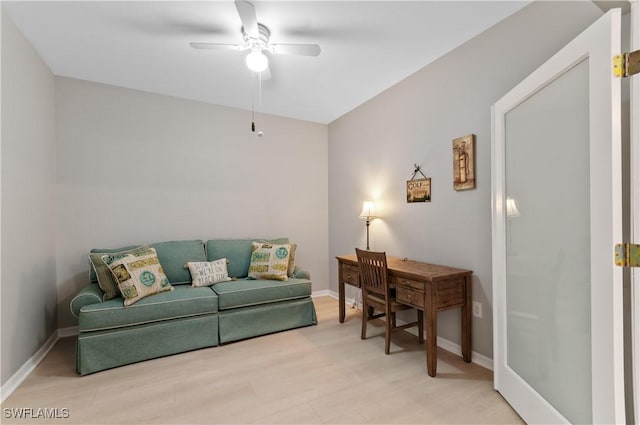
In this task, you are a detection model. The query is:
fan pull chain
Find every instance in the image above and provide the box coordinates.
[257,73,263,137]
[251,72,256,132]
[248,72,264,137]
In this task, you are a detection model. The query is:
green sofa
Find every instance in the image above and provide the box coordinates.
[70,238,317,375]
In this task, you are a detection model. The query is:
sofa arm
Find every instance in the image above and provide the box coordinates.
[292,266,310,280]
[70,283,104,319]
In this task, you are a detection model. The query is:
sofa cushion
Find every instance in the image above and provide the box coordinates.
[78,285,218,332]
[150,240,207,284]
[102,247,173,306]
[248,242,291,281]
[213,278,311,310]
[206,238,288,278]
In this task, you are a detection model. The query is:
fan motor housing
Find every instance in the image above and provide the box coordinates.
[242,23,270,47]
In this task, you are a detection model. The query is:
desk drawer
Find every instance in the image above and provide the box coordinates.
[396,281,424,309]
[341,264,360,286]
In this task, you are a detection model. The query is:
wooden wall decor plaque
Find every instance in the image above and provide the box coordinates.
[453,134,476,191]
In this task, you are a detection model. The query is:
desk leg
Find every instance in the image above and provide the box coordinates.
[338,267,346,323]
[461,275,472,362]
[425,285,437,377]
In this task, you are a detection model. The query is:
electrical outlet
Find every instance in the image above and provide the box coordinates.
[472,301,482,318]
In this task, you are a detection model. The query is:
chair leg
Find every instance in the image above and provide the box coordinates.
[418,309,424,344]
[385,320,391,355]
[361,299,368,340]
[385,309,393,355]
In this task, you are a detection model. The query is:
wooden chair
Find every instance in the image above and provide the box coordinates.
[355,248,424,354]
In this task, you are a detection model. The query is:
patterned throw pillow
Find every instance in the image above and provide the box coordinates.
[89,245,146,301]
[102,247,173,306]
[287,243,297,277]
[186,258,232,287]
[248,242,291,281]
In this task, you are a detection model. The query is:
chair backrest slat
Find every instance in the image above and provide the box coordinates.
[355,248,389,297]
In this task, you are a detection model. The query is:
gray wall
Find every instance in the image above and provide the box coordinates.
[1,12,57,386]
[327,1,603,359]
[54,77,329,328]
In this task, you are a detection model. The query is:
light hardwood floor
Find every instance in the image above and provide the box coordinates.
[1,296,523,424]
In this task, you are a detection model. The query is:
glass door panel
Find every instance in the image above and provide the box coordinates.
[504,59,591,424]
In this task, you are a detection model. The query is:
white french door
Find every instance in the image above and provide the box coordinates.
[492,9,625,424]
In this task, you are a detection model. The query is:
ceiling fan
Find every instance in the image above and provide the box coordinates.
[189,0,321,79]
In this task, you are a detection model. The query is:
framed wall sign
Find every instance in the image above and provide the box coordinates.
[407,164,431,202]
[407,178,431,202]
[453,134,476,191]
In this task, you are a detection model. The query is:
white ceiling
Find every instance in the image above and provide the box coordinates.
[3,1,530,124]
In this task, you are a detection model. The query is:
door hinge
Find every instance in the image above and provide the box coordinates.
[613,50,640,78]
[614,243,640,267]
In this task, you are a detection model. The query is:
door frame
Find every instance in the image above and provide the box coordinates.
[491,9,625,424]
[631,1,639,421]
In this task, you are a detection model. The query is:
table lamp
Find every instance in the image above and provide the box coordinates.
[359,201,378,250]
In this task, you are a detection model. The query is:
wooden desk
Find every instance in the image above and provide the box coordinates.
[336,254,472,377]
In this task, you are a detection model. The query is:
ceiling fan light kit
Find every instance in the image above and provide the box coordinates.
[245,49,268,72]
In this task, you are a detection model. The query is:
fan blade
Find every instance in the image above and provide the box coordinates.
[189,42,245,51]
[235,0,259,39]
[270,44,321,56]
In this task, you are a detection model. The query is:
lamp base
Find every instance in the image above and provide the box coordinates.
[365,219,371,250]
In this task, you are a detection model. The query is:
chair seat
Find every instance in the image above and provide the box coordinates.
[365,293,414,312]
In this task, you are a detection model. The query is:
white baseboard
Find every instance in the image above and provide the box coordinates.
[58,326,79,338]
[1,327,80,403]
[327,289,362,308]
[323,290,493,371]
[1,330,59,403]
[311,289,331,298]
[437,336,493,371]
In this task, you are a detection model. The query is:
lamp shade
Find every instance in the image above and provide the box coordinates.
[506,197,521,218]
[359,201,377,219]
[245,49,268,72]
